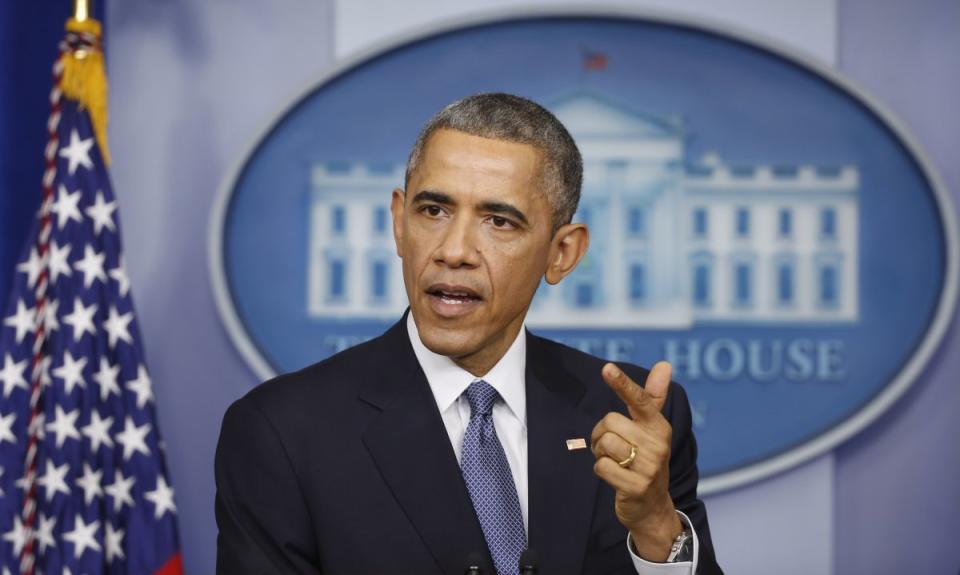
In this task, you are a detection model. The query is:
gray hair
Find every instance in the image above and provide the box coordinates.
[404,93,583,231]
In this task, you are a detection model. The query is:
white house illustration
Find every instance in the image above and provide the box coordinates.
[307,93,859,327]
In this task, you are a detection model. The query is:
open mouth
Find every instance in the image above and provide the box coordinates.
[425,284,484,317]
[426,285,483,305]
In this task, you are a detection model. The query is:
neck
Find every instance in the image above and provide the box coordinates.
[451,319,526,377]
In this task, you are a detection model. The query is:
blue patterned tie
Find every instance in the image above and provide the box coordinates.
[461,380,526,575]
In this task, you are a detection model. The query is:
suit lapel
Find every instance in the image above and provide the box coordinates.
[526,333,601,575]
[359,318,493,575]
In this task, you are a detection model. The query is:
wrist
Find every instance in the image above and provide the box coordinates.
[628,507,683,562]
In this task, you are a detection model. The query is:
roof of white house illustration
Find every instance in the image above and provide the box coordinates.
[547,92,684,164]
[548,92,682,140]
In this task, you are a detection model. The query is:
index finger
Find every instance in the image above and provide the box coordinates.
[602,361,672,419]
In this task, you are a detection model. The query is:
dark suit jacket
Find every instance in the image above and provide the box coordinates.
[215,316,722,574]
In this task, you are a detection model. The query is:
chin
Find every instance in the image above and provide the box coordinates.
[418,322,480,358]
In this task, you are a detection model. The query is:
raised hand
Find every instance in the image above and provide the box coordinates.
[590,361,683,561]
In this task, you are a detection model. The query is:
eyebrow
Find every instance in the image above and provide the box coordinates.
[411,190,530,226]
[477,201,529,226]
[411,190,453,206]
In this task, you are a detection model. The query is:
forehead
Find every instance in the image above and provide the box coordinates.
[413,129,546,204]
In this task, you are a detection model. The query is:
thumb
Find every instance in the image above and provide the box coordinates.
[644,361,672,412]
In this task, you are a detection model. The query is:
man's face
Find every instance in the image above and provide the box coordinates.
[392,128,556,374]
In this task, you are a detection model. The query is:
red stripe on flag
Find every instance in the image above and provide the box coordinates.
[154,553,184,575]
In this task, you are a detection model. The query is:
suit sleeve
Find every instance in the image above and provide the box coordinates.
[215,395,321,574]
[664,382,723,575]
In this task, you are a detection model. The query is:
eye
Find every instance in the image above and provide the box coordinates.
[421,205,445,217]
[488,215,516,230]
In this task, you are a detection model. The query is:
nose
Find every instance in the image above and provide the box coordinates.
[433,215,481,268]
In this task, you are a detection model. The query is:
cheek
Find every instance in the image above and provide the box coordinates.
[487,241,549,295]
[402,227,433,263]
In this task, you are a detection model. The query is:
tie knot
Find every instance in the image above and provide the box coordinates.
[464,380,499,418]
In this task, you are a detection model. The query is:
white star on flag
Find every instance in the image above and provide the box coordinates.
[116,416,151,460]
[75,462,104,505]
[58,128,94,175]
[3,299,35,344]
[37,355,53,388]
[43,298,60,334]
[2,516,27,556]
[51,183,84,229]
[16,247,44,288]
[127,364,154,409]
[0,353,29,397]
[84,190,117,235]
[74,244,107,288]
[0,412,16,445]
[105,523,126,561]
[108,258,131,297]
[53,349,88,394]
[48,239,73,282]
[46,404,81,448]
[35,514,57,554]
[92,356,121,401]
[104,469,135,512]
[63,514,101,559]
[104,305,134,349]
[62,296,98,342]
[37,459,71,502]
[145,474,177,519]
[81,410,114,452]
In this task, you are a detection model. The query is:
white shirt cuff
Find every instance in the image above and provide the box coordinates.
[627,510,699,575]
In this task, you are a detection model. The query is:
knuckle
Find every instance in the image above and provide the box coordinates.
[658,418,673,437]
[602,412,620,426]
[590,420,604,435]
[599,433,619,453]
[652,442,670,461]
[594,457,613,477]
[626,481,648,498]
[590,424,605,443]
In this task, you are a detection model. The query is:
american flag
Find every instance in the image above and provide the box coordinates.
[0,21,182,575]
[582,50,609,71]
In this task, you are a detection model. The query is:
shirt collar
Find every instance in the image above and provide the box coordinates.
[406,312,527,426]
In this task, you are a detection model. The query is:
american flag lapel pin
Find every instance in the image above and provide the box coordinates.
[566,438,587,451]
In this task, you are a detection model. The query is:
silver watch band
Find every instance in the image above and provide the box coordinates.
[666,529,693,562]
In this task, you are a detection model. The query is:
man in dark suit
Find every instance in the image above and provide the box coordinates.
[215,94,722,574]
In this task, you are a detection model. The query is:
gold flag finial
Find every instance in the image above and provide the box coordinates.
[63,0,110,165]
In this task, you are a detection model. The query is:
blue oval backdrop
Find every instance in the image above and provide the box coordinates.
[211,13,956,493]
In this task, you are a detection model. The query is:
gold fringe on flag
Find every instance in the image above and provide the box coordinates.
[61,17,110,165]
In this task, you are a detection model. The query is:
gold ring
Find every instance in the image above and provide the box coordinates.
[617,445,637,468]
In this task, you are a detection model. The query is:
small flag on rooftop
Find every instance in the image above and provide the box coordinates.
[582,50,609,71]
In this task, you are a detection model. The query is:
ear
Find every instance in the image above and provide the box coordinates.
[544,223,589,285]
[391,188,406,258]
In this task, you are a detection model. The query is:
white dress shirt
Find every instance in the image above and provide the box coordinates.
[406,313,698,574]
